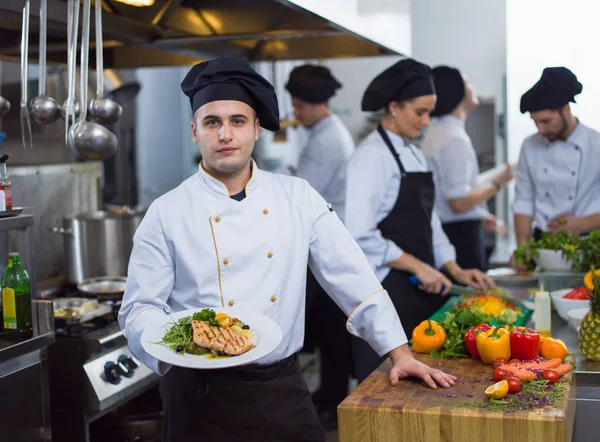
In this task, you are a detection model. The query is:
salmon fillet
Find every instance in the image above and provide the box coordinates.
[191,320,254,355]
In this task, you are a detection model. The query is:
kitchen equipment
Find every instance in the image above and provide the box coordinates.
[338,354,575,442]
[536,249,574,272]
[551,288,590,321]
[568,307,589,332]
[0,96,10,117]
[88,0,122,125]
[77,276,126,298]
[20,0,33,149]
[53,297,112,324]
[67,0,118,161]
[30,0,60,125]
[51,208,145,283]
[60,0,80,142]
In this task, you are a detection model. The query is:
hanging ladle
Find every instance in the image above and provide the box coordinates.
[60,0,80,124]
[67,0,118,161]
[20,0,33,149]
[30,0,60,124]
[88,0,121,125]
[0,96,10,118]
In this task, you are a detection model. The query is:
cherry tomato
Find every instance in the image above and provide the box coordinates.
[509,359,521,365]
[542,369,560,384]
[506,377,521,394]
[493,368,508,382]
[493,358,508,368]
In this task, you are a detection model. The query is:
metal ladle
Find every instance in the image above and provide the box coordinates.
[0,96,10,118]
[60,0,80,124]
[30,0,60,124]
[68,0,117,161]
[88,0,121,125]
[20,0,33,149]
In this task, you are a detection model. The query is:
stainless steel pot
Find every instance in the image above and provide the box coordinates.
[51,207,145,283]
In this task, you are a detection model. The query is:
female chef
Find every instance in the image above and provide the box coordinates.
[344,59,495,382]
[119,56,457,442]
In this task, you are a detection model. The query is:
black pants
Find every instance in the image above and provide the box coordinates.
[442,219,486,270]
[304,269,352,411]
[160,355,325,442]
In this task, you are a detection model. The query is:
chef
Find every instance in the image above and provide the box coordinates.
[512,66,600,265]
[421,66,513,270]
[285,64,354,429]
[119,56,457,442]
[344,59,495,382]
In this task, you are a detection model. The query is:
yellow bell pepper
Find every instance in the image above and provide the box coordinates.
[412,320,446,353]
[476,326,511,364]
[584,269,600,291]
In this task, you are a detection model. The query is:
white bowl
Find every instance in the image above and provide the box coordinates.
[567,307,590,332]
[550,288,590,321]
[536,249,573,271]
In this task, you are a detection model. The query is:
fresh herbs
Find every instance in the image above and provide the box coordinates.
[516,231,600,273]
[429,307,493,359]
[192,308,220,326]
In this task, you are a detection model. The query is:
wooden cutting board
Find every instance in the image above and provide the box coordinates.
[338,354,575,442]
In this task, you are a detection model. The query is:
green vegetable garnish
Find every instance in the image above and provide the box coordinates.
[192,308,220,326]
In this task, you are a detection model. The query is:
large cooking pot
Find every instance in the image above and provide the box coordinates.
[51,206,146,283]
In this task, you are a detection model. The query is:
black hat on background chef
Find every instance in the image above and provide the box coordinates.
[520,67,583,114]
[181,56,280,131]
[361,58,435,111]
[430,66,465,117]
[285,64,342,103]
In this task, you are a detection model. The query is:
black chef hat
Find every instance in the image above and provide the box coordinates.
[520,67,582,114]
[431,66,465,117]
[285,64,342,103]
[361,59,435,112]
[181,56,280,131]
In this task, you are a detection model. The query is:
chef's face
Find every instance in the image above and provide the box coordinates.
[191,100,259,176]
[462,76,479,110]
[530,106,569,142]
[389,95,436,138]
[291,97,324,128]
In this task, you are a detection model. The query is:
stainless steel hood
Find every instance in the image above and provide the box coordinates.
[0,0,401,68]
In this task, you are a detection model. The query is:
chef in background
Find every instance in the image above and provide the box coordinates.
[285,64,355,430]
[511,67,600,267]
[344,59,495,382]
[119,56,457,442]
[421,66,513,270]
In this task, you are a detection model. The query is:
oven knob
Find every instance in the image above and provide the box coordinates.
[118,355,137,378]
[104,361,122,385]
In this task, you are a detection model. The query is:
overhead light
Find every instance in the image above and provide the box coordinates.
[112,0,155,6]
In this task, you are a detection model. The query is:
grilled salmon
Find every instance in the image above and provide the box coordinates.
[191,320,254,355]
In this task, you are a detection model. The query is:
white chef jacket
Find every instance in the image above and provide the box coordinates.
[297,114,355,221]
[344,128,457,282]
[513,122,600,231]
[119,161,406,375]
[421,115,490,223]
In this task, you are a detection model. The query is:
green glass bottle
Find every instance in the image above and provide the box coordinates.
[2,252,32,331]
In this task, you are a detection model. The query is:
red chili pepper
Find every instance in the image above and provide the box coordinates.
[464,324,492,359]
[509,326,541,361]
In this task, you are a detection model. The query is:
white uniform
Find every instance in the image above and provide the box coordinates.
[119,161,407,375]
[297,114,354,220]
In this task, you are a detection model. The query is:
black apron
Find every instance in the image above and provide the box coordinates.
[160,354,325,442]
[442,219,486,270]
[350,125,447,383]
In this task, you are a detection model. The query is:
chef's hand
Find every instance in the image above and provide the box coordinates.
[495,164,514,187]
[482,215,507,237]
[453,268,496,291]
[388,345,457,389]
[414,262,453,296]
[547,214,586,235]
[509,252,530,271]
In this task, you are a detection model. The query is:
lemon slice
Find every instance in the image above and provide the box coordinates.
[485,380,509,399]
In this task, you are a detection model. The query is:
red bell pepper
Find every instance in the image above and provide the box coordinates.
[509,327,541,361]
[464,324,492,359]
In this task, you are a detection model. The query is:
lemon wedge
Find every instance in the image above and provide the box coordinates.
[485,380,509,399]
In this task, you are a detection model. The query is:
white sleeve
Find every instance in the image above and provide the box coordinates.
[344,147,404,269]
[436,137,476,200]
[296,140,333,197]
[307,186,407,356]
[513,143,536,217]
[118,202,174,376]
[431,210,457,269]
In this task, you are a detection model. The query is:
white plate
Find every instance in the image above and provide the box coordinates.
[141,307,282,369]
[487,267,538,285]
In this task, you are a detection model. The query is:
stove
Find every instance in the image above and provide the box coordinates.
[46,292,159,442]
